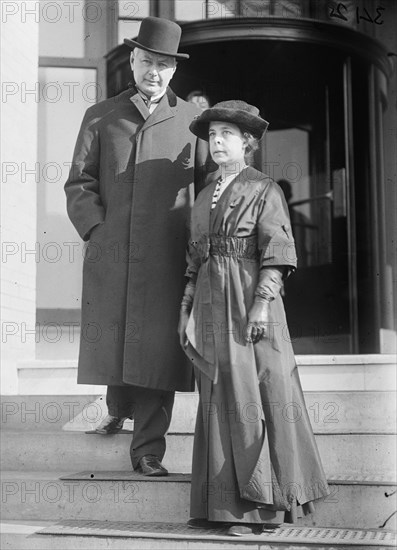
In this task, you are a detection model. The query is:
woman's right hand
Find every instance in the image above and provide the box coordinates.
[178,310,190,349]
[244,300,270,344]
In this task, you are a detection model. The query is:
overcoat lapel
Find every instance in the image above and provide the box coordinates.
[129,92,149,121]
[141,87,177,131]
[128,87,177,129]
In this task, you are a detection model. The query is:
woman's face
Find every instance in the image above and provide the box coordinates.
[208,121,247,168]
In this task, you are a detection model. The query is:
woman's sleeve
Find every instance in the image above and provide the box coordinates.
[184,240,201,282]
[181,239,201,313]
[257,180,297,276]
[254,266,285,303]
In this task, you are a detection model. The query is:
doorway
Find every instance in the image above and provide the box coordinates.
[172,39,353,353]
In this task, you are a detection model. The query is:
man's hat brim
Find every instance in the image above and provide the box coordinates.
[189,107,269,141]
[124,38,189,60]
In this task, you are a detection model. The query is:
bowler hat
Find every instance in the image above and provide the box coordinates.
[124,17,189,60]
[189,100,269,141]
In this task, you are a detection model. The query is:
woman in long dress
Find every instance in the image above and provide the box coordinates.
[178,100,330,536]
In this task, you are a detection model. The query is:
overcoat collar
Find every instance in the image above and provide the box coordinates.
[128,85,177,131]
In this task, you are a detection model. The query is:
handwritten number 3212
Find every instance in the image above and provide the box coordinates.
[330,3,385,25]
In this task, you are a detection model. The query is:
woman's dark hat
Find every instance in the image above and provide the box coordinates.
[124,17,189,60]
[189,100,269,141]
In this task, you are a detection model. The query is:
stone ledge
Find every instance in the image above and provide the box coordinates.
[15,355,397,394]
[17,354,397,370]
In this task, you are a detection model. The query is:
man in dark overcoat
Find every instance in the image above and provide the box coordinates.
[65,17,207,476]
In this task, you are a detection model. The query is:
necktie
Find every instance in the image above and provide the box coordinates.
[141,95,162,110]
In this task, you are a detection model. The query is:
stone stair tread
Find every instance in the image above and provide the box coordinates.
[2,431,394,477]
[2,426,395,435]
[35,519,397,546]
[60,471,190,482]
[1,520,396,550]
[2,392,396,435]
[2,471,396,530]
[59,470,397,485]
[4,425,395,434]
[2,469,396,486]
[1,520,49,535]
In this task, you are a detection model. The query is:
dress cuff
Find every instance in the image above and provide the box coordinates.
[254,267,285,302]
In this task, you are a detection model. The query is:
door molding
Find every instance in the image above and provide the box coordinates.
[179,17,392,79]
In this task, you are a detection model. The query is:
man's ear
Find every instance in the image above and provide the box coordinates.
[129,51,135,71]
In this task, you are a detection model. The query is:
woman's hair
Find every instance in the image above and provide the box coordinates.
[240,127,260,155]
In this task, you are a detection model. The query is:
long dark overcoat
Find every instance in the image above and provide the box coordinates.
[65,86,207,391]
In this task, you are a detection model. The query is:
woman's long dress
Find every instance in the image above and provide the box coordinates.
[184,166,330,524]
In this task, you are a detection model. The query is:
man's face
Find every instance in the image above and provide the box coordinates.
[189,95,210,111]
[131,48,177,97]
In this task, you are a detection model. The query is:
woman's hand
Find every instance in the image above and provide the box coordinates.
[178,310,190,348]
[244,300,270,344]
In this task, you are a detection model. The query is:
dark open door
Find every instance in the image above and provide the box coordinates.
[172,38,355,353]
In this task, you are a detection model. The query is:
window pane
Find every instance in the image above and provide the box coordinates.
[37,67,97,308]
[244,0,271,16]
[39,1,85,57]
[207,0,238,18]
[119,19,142,42]
[38,67,99,214]
[175,0,207,20]
[204,0,304,18]
[119,0,150,19]
[272,0,304,17]
[264,129,316,267]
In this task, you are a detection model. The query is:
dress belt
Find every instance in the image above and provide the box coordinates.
[192,235,259,261]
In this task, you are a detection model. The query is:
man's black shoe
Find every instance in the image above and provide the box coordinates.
[94,414,128,434]
[135,455,168,476]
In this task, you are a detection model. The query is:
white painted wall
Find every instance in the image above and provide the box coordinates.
[1,9,39,393]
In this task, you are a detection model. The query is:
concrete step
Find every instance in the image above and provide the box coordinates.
[2,392,396,435]
[1,520,396,550]
[1,472,396,530]
[35,324,80,360]
[16,355,397,394]
[17,361,105,396]
[1,430,395,477]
